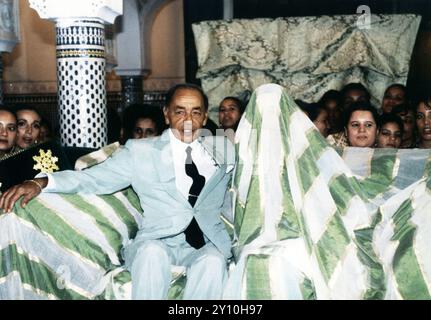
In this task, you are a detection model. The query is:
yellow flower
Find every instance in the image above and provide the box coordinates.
[33,149,60,173]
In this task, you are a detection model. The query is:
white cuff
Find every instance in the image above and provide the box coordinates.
[34,172,57,192]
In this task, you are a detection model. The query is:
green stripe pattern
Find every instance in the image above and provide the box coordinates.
[0,188,143,300]
[226,83,431,300]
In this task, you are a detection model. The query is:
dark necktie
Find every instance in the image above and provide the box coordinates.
[183,146,206,249]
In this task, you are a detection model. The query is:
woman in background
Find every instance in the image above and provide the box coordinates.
[318,90,342,135]
[121,104,165,143]
[340,83,371,110]
[14,106,42,150]
[414,95,431,149]
[38,117,54,143]
[344,102,379,148]
[381,84,407,114]
[391,104,416,148]
[299,102,329,138]
[376,113,403,148]
[0,106,18,159]
[218,96,245,131]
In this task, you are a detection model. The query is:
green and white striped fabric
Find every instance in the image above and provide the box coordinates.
[74,142,121,171]
[0,140,190,300]
[0,188,188,300]
[0,188,142,299]
[1,83,431,299]
[224,83,431,300]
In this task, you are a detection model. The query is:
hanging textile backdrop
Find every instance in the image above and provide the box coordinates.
[192,15,421,122]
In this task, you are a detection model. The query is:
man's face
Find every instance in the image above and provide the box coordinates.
[163,88,208,143]
[219,98,242,130]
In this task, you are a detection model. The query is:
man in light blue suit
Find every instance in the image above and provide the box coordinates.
[0,83,236,299]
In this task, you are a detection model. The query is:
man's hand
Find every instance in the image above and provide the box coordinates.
[0,178,48,213]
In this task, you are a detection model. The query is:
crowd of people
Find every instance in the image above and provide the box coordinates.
[298,82,431,150]
[0,95,246,164]
[117,81,428,152]
[2,81,429,162]
[109,93,247,145]
[0,102,169,160]
[2,81,428,166]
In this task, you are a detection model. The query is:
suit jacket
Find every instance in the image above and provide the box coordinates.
[45,130,236,259]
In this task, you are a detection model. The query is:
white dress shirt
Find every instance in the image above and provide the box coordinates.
[168,130,216,200]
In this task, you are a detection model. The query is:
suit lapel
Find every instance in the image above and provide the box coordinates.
[195,165,227,207]
[195,135,231,206]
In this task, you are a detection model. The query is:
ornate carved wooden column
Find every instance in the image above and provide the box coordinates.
[29,0,122,148]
